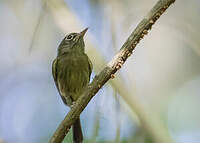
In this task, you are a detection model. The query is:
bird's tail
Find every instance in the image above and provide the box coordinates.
[72,117,83,143]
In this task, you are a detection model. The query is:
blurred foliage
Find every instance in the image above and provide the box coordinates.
[0,0,200,143]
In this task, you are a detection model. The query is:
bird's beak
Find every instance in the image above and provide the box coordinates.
[79,27,88,37]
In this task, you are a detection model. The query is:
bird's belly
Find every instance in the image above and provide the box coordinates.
[58,57,89,101]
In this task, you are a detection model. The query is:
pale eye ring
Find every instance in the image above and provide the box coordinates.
[66,34,74,40]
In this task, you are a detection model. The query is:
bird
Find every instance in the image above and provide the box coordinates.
[52,28,92,143]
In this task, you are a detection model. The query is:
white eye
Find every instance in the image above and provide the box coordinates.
[66,34,74,40]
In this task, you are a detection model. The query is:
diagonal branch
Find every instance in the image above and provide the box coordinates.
[49,0,176,143]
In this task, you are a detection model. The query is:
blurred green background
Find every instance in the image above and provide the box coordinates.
[0,0,200,143]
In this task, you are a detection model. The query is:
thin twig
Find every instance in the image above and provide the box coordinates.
[29,1,47,53]
[114,90,121,143]
[49,0,176,142]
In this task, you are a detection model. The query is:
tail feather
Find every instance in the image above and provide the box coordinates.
[72,117,83,143]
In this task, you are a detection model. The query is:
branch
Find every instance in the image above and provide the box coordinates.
[49,0,176,142]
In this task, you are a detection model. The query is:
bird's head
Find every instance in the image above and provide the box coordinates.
[58,28,88,56]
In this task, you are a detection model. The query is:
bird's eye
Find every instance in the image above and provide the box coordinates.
[66,34,74,40]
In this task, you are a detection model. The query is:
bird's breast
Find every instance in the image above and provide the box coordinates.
[57,53,90,101]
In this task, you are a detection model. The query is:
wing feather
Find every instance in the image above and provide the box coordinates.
[88,57,93,78]
[52,58,59,91]
[52,58,68,105]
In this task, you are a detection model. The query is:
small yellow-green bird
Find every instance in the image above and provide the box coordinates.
[52,28,92,143]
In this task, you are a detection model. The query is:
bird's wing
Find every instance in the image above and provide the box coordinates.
[88,57,93,78]
[52,58,68,105]
[52,58,60,93]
